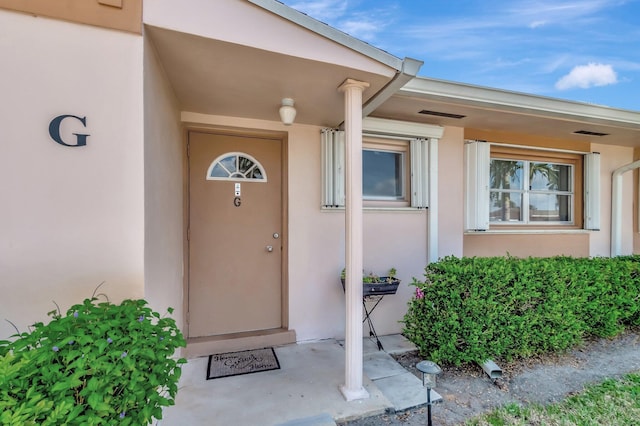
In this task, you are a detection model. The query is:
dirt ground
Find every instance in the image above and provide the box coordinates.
[339,330,640,426]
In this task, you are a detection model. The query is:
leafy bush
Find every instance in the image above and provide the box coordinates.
[403,255,640,365]
[0,297,186,425]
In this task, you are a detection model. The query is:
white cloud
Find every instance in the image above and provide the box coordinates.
[284,0,348,21]
[512,0,615,26]
[529,20,547,28]
[282,1,389,42]
[339,19,381,42]
[555,63,618,90]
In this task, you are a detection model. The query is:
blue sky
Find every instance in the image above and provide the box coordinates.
[279,0,640,111]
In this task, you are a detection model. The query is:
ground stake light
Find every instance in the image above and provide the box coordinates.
[416,360,442,426]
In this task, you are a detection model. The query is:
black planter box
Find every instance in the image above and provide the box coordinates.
[341,277,400,296]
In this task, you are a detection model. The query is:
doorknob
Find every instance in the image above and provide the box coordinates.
[266,245,274,252]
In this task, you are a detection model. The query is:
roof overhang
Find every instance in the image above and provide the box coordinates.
[371,77,640,147]
[144,0,414,127]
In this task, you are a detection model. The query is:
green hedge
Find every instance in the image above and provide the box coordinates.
[403,255,640,365]
[0,298,186,425]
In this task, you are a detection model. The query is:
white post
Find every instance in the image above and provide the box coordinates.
[339,78,370,401]
[427,138,439,264]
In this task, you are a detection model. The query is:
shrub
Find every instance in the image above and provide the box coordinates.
[403,255,640,365]
[0,297,186,425]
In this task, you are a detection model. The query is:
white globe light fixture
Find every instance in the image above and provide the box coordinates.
[279,98,297,125]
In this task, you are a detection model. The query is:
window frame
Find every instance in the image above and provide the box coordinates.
[362,138,410,208]
[489,146,583,229]
[206,152,268,182]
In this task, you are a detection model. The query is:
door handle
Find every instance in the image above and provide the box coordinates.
[266,245,274,252]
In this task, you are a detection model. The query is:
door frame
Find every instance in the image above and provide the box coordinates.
[182,125,290,347]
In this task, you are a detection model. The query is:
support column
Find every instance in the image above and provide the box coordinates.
[427,138,439,264]
[338,78,370,401]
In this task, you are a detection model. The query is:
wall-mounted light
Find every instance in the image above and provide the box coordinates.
[279,98,296,126]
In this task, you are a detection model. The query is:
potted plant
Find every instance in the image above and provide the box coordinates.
[340,267,401,296]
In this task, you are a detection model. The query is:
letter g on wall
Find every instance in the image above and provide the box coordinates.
[49,114,90,147]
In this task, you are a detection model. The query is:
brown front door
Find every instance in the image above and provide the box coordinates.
[188,131,282,338]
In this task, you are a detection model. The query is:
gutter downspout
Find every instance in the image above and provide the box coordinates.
[611,160,640,257]
[362,58,423,117]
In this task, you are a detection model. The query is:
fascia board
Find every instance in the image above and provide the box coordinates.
[247,0,403,71]
[363,117,444,139]
[402,77,640,129]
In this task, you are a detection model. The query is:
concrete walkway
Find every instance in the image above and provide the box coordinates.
[160,335,440,426]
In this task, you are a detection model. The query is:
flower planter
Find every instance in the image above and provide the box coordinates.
[341,277,400,296]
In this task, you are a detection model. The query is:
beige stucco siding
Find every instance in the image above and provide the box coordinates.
[361,211,428,335]
[0,11,144,337]
[437,126,465,259]
[143,34,185,329]
[464,233,590,257]
[0,0,142,33]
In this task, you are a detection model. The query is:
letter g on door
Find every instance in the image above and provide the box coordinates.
[49,115,89,147]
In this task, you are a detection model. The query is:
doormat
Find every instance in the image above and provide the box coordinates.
[206,347,280,380]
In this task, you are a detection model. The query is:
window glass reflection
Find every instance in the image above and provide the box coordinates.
[363,150,403,198]
[490,192,523,222]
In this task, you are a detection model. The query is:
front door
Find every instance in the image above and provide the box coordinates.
[188,131,283,338]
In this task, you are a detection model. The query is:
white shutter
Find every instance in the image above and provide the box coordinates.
[321,129,345,207]
[584,152,601,230]
[410,138,429,208]
[464,140,490,231]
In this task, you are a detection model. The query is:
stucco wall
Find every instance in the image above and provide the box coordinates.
[143,33,185,329]
[437,126,465,259]
[0,11,144,337]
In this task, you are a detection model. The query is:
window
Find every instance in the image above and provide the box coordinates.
[321,129,434,208]
[465,141,600,231]
[490,157,575,224]
[363,139,409,206]
[206,152,267,182]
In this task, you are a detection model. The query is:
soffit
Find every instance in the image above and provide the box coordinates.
[145,25,394,127]
[371,77,640,147]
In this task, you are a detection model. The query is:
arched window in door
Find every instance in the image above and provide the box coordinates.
[206,152,267,182]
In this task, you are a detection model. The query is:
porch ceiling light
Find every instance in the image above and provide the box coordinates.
[279,98,297,126]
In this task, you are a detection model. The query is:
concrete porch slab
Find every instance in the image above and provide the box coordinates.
[161,340,393,425]
[161,335,428,425]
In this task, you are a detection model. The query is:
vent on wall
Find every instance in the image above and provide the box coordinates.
[418,109,466,119]
[573,130,609,137]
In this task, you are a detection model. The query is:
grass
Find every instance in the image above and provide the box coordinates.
[466,373,640,426]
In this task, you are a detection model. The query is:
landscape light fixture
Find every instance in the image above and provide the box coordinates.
[279,98,297,125]
[416,360,442,426]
